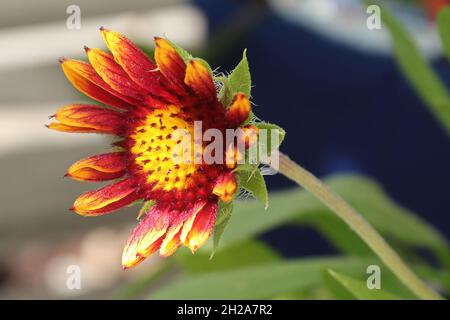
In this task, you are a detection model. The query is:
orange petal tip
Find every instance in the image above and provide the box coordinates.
[212,172,238,202]
[226,92,251,126]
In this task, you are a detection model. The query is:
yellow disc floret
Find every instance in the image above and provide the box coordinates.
[130,105,197,192]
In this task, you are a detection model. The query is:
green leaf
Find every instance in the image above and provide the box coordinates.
[306,213,373,256]
[437,6,450,62]
[323,269,356,300]
[176,240,279,274]
[229,49,251,97]
[149,257,371,299]
[218,50,251,107]
[414,264,450,294]
[327,269,401,300]
[115,260,176,299]
[238,168,269,209]
[211,201,234,258]
[380,4,450,135]
[254,122,286,155]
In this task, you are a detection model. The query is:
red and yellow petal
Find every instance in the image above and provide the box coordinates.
[66,152,127,182]
[100,28,159,91]
[59,59,135,110]
[226,92,251,127]
[48,104,125,134]
[239,125,259,149]
[85,47,145,101]
[122,204,171,268]
[159,222,183,257]
[180,200,218,253]
[154,37,186,87]
[72,177,140,216]
[225,143,244,169]
[158,200,207,256]
[212,172,238,203]
[184,60,216,101]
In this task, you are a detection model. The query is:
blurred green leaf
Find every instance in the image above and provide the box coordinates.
[219,175,449,267]
[238,168,269,209]
[116,260,176,299]
[323,269,356,300]
[326,269,401,300]
[305,213,373,256]
[149,257,371,299]
[380,4,450,135]
[438,7,450,62]
[175,240,279,274]
[414,264,450,294]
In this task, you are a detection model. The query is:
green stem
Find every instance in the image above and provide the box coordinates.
[276,152,443,300]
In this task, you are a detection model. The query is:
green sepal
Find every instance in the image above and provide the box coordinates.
[217,49,251,108]
[210,201,234,259]
[237,167,269,209]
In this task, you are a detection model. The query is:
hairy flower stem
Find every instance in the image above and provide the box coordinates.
[276,152,442,300]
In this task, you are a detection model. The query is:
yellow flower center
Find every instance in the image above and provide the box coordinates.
[130,105,197,192]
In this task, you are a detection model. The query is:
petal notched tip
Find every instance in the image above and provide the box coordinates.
[60,58,135,111]
[66,152,126,182]
[72,177,139,216]
[85,47,145,101]
[154,37,186,86]
[181,200,218,253]
[121,205,172,268]
[100,28,158,93]
[48,104,125,134]
[159,223,183,257]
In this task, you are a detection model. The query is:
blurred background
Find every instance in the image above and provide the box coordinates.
[0,0,449,299]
